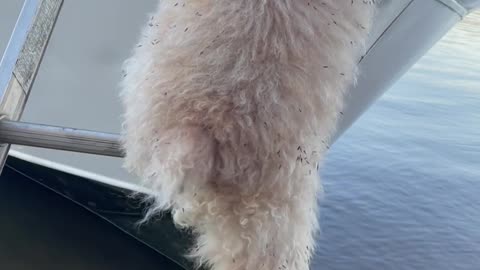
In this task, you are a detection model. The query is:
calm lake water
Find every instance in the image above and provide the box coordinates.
[314,12,480,270]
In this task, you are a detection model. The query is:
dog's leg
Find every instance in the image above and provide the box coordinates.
[160,135,321,270]
[139,125,217,218]
[189,174,320,270]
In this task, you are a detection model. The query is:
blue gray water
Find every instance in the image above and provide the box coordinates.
[313,12,480,270]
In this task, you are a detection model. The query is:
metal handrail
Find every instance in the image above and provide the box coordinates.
[0,120,123,157]
[0,0,64,172]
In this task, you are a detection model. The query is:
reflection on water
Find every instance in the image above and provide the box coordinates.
[314,12,480,270]
[411,12,480,92]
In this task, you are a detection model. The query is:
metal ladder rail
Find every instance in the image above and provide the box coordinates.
[0,119,123,157]
[0,0,123,173]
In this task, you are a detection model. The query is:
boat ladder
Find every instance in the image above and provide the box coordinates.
[0,0,123,173]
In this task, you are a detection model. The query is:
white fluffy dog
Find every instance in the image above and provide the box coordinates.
[120,1,376,269]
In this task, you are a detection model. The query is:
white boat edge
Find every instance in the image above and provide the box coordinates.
[9,149,152,194]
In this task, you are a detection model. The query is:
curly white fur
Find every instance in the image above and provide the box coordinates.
[120,1,376,269]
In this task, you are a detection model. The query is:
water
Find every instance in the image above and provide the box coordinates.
[313,12,480,270]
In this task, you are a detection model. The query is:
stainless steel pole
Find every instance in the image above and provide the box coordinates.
[0,0,64,171]
[0,120,123,157]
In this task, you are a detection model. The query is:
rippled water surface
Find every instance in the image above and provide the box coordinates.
[314,12,480,270]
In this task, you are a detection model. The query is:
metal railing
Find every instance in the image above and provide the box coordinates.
[0,0,123,173]
[0,120,123,157]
